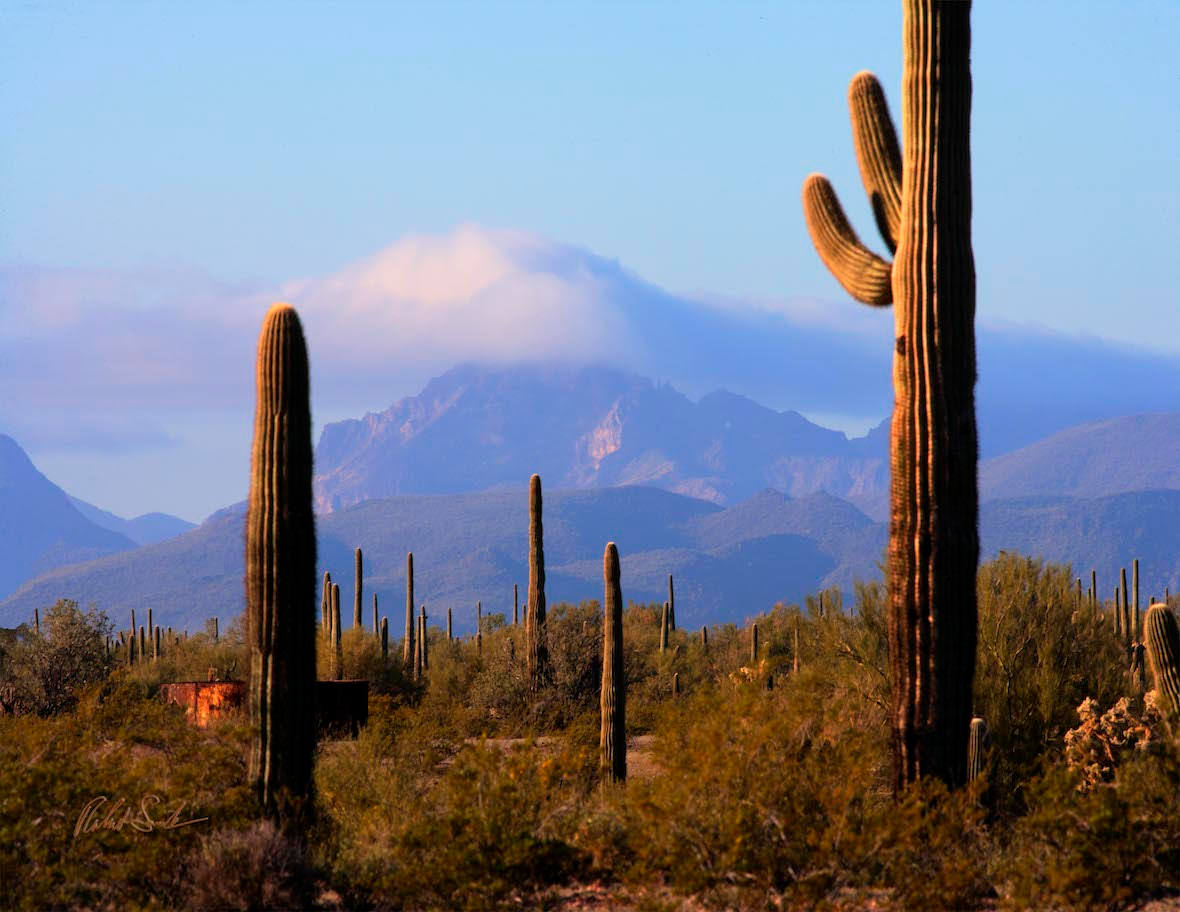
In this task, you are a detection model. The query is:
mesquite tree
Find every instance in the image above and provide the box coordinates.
[246,303,317,820]
[802,0,978,789]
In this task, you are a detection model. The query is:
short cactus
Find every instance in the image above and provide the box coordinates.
[701,625,708,652]
[672,672,680,697]
[967,717,989,783]
[1145,603,1180,716]
[600,542,626,784]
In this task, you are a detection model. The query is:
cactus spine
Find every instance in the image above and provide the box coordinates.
[802,0,978,789]
[526,474,549,691]
[404,552,415,668]
[1145,603,1180,717]
[600,542,626,784]
[245,303,317,820]
[967,716,989,783]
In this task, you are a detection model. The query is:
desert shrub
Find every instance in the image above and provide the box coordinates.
[998,739,1180,910]
[974,554,1128,815]
[619,680,991,910]
[316,694,591,910]
[1063,694,1166,789]
[123,612,248,691]
[0,675,255,910]
[0,599,113,715]
[184,820,315,910]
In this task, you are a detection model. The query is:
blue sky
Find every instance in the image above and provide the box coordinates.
[1,1,1178,521]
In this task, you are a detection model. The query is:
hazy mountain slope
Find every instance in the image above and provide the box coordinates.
[313,363,888,512]
[68,496,196,546]
[980,491,1180,596]
[0,435,137,600]
[5,483,1177,636]
[979,414,1180,501]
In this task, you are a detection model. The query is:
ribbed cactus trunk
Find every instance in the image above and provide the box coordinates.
[600,542,626,784]
[321,571,332,641]
[420,605,429,670]
[246,303,317,821]
[1145,603,1180,717]
[354,548,363,630]
[526,474,550,691]
[967,716,988,783]
[404,552,415,668]
[1133,559,1140,640]
[802,0,977,790]
[660,602,669,654]
[332,595,342,682]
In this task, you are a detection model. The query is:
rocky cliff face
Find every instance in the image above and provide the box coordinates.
[312,363,889,512]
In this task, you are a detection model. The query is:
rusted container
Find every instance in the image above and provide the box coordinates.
[160,681,246,727]
[159,678,369,738]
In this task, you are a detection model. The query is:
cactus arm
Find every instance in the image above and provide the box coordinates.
[849,71,903,253]
[801,174,894,306]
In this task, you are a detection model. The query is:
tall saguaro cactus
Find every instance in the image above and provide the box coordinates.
[802,1,977,789]
[404,552,415,667]
[601,542,626,784]
[526,474,550,690]
[245,302,317,820]
[1145,603,1180,717]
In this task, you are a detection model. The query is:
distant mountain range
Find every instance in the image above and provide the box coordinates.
[2,363,1177,631]
[313,363,889,513]
[0,434,193,600]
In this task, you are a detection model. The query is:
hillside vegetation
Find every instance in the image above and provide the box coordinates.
[2,553,1177,910]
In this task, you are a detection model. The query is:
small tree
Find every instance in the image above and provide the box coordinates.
[0,599,113,715]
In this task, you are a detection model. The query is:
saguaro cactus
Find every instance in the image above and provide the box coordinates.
[321,571,332,641]
[668,574,676,631]
[372,593,379,637]
[420,605,429,670]
[660,602,670,654]
[526,474,550,690]
[514,583,519,626]
[245,303,317,819]
[380,617,389,661]
[1145,603,1180,716]
[751,623,759,664]
[404,552,415,667]
[967,717,989,783]
[332,597,343,682]
[600,542,626,784]
[447,607,453,642]
[354,548,363,629]
[1133,558,1140,640]
[802,0,977,789]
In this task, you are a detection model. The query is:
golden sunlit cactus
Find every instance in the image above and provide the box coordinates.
[245,303,317,821]
[802,0,978,789]
[526,474,550,691]
[600,542,626,785]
